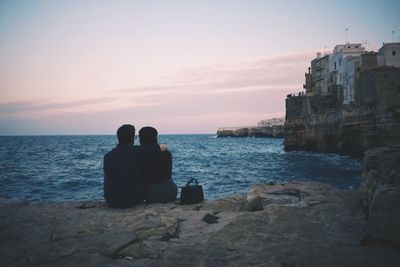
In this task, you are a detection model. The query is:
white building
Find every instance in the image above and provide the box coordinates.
[377,42,400,67]
[342,56,360,104]
[331,43,365,86]
[301,42,397,105]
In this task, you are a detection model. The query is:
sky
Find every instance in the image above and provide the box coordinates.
[0,0,399,135]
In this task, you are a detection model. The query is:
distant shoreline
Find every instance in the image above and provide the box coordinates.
[0,133,216,137]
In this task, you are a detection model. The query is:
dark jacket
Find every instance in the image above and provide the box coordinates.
[103,144,160,208]
[141,148,172,185]
[140,146,177,203]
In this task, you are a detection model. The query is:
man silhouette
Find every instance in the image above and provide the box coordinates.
[103,124,165,208]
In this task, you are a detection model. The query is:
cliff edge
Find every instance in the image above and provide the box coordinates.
[1,173,400,266]
[217,125,284,138]
[217,118,285,138]
[360,145,400,245]
[284,63,400,157]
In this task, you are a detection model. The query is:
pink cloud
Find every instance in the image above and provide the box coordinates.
[0,52,314,134]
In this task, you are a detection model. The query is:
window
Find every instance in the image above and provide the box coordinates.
[334,62,337,70]
[355,45,359,48]
[339,58,342,66]
[393,51,396,56]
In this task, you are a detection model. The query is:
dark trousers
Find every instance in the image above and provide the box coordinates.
[145,180,178,203]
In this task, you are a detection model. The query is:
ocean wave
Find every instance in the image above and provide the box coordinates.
[0,135,362,202]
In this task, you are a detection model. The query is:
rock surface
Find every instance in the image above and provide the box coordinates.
[1,181,400,266]
[360,146,400,244]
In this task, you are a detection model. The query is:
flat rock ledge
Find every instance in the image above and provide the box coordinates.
[1,181,400,267]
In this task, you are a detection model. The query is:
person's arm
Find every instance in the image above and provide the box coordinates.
[135,144,168,152]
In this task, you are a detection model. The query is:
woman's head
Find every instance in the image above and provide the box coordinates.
[139,126,158,145]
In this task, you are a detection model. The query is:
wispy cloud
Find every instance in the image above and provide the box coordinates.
[0,52,313,134]
[0,97,118,113]
[115,51,313,98]
[0,98,121,119]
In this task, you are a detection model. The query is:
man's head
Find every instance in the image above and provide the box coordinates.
[117,124,135,144]
[139,126,158,145]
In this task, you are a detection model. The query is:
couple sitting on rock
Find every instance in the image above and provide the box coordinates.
[103,124,178,208]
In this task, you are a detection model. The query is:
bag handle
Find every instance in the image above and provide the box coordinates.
[186,178,198,187]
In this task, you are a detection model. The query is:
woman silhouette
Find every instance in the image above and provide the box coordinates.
[139,126,178,203]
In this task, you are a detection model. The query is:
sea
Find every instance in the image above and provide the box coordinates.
[0,135,362,202]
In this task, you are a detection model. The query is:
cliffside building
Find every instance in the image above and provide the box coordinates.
[378,42,400,67]
[342,56,361,104]
[303,43,366,104]
[284,42,400,157]
[310,53,331,96]
[331,43,365,86]
[360,52,378,72]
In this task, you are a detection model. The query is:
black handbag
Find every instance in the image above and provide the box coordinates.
[180,178,204,204]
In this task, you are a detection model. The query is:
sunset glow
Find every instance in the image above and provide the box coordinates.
[1,0,399,134]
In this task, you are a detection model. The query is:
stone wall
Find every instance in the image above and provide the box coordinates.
[284,67,400,157]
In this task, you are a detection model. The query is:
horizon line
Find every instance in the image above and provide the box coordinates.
[0,133,217,137]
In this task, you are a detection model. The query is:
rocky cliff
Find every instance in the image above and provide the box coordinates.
[217,125,284,138]
[284,67,400,157]
[1,180,400,266]
[360,145,400,245]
